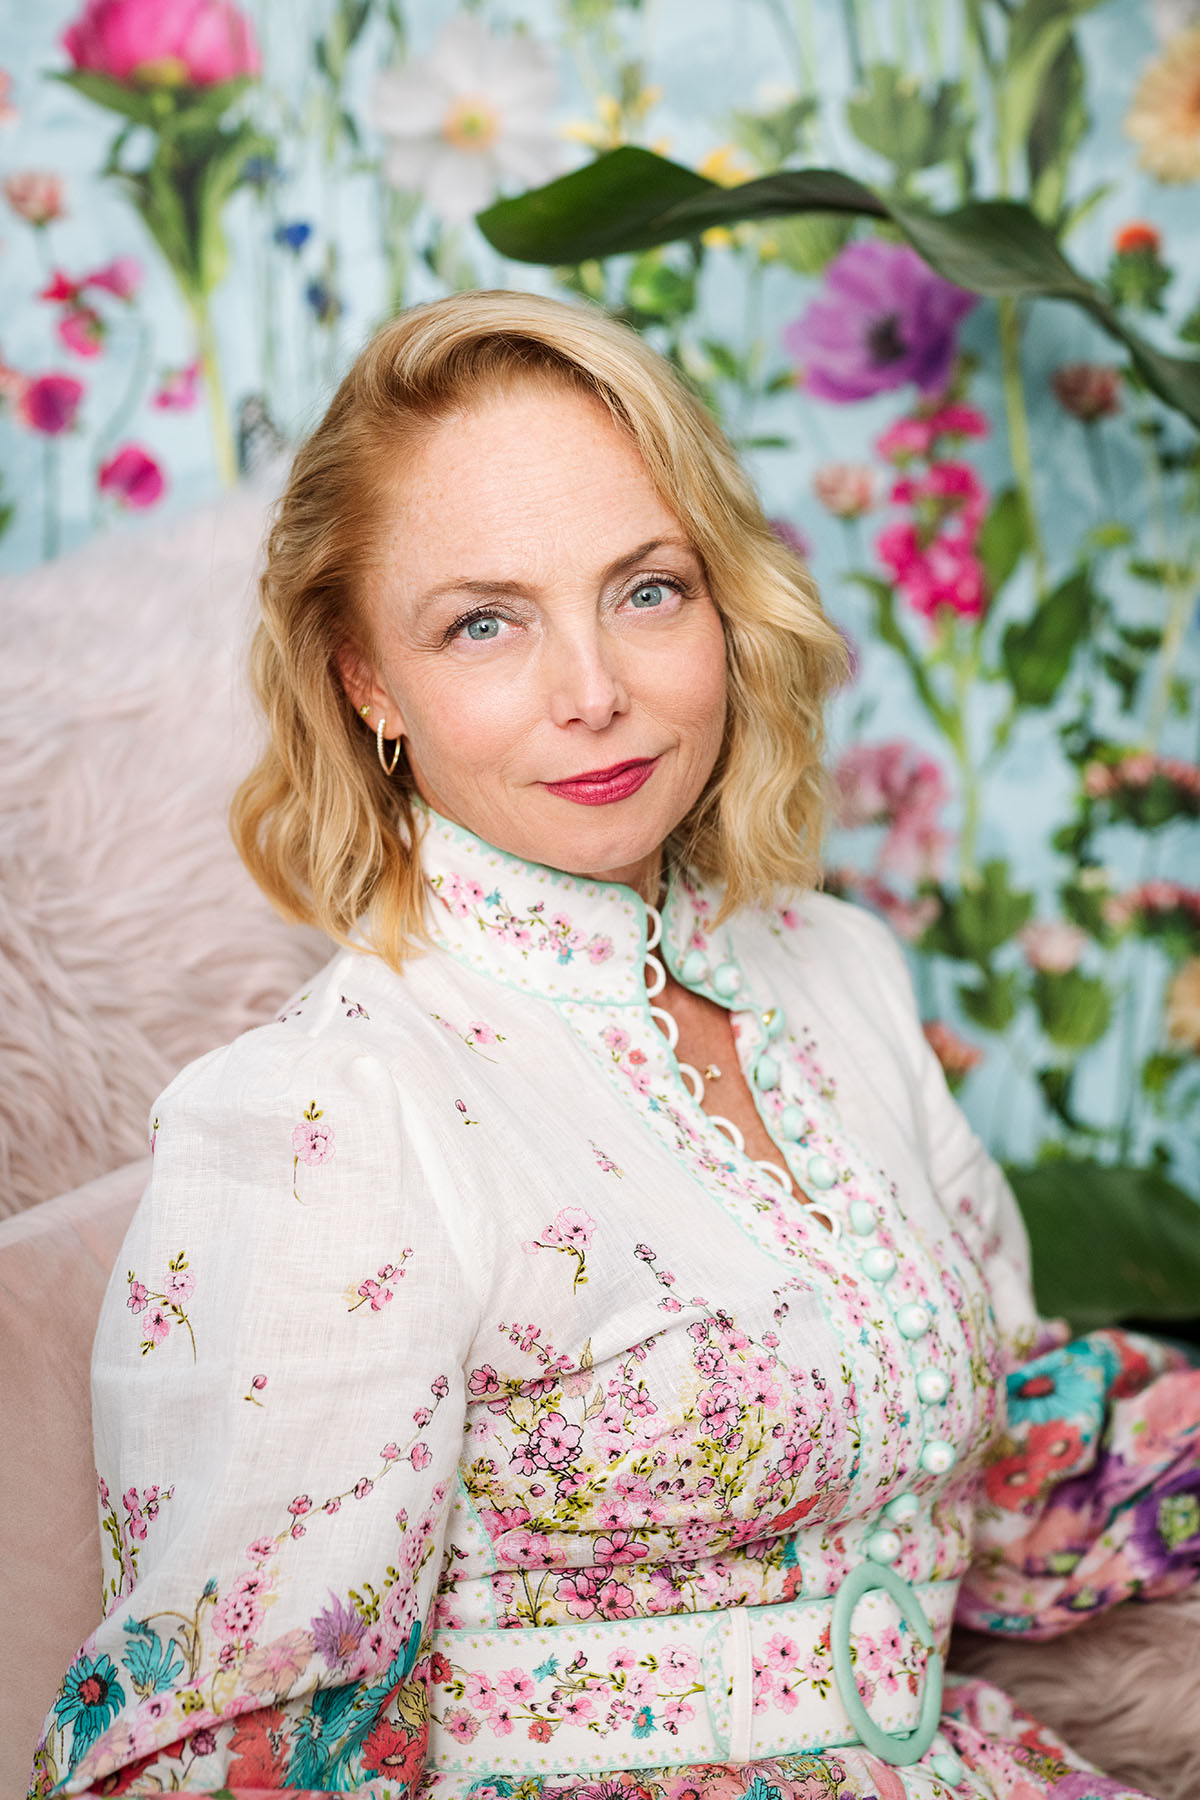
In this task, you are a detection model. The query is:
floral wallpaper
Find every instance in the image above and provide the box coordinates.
[1,0,1198,1277]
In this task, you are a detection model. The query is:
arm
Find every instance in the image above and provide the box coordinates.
[840,902,1200,1639]
[32,1026,477,1797]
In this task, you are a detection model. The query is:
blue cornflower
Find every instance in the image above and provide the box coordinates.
[631,1704,655,1738]
[305,278,343,325]
[54,1653,125,1764]
[274,219,313,253]
[121,1619,184,1694]
[243,153,283,190]
[532,1656,558,1681]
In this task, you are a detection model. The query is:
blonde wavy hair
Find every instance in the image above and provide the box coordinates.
[231,288,849,973]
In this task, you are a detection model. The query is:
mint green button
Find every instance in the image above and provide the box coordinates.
[919,1440,956,1475]
[862,1246,896,1282]
[930,1751,964,1786]
[761,1006,785,1039]
[680,949,709,984]
[864,1527,901,1563]
[916,1368,950,1404]
[849,1200,875,1236]
[897,1303,932,1339]
[805,1153,837,1189]
[712,962,741,998]
[884,1493,919,1526]
[780,1105,807,1141]
[753,1054,780,1090]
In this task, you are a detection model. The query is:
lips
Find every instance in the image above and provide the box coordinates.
[554,758,652,784]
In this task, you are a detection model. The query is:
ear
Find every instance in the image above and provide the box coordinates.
[334,643,407,739]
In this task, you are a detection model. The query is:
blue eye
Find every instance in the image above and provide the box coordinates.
[630,583,669,609]
[462,615,501,641]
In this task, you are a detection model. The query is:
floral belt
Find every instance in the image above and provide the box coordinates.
[425,1568,959,1778]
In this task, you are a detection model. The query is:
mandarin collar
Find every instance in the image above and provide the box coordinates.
[410,797,738,1008]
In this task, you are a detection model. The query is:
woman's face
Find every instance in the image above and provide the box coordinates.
[341,380,729,898]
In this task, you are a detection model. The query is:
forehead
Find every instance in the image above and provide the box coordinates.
[373,382,690,578]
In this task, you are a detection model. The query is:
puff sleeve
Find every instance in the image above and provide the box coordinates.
[31,1024,478,1798]
[844,904,1200,1641]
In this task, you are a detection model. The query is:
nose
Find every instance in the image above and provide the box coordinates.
[543,618,631,731]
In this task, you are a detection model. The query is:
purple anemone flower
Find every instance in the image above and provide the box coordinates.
[783,240,977,403]
[1127,1468,1200,1583]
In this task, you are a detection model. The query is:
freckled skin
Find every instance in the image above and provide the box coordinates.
[341,381,806,1207]
[339,381,728,901]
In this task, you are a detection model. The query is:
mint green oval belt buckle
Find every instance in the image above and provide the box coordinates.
[830,1562,944,1767]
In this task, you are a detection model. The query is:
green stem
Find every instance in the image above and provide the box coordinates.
[42,437,61,561]
[191,298,236,487]
[948,631,982,881]
[758,0,812,86]
[840,0,865,82]
[1148,575,1198,749]
[997,297,1047,595]
[91,317,155,523]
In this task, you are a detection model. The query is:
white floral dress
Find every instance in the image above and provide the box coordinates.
[32,799,1200,1800]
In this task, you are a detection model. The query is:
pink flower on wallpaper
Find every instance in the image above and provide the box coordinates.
[152,359,201,410]
[62,0,260,88]
[0,355,28,410]
[87,255,142,299]
[876,519,987,620]
[3,168,65,225]
[98,444,166,508]
[0,70,18,128]
[812,462,874,519]
[58,304,105,357]
[834,740,951,882]
[19,373,84,434]
[1019,920,1089,974]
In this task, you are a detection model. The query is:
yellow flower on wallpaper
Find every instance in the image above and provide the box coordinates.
[1165,958,1200,1051]
[696,144,757,250]
[1125,24,1200,181]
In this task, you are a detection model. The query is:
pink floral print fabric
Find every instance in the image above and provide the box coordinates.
[30,800,1199,1799]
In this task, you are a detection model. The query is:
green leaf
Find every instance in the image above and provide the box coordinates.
[1032,967,1112,1048]
[624,249,695,321]
[1143,1051,1186,1099]
[1006,1159,1200,1330]
[977,486,1029,596]
[476,148,1200,431]
[958,967,1022,1031]
[1001,567,1094,707]
[931,860,1035,961]
[845,65,970,179]
[54,68,165,128]
[766,212,853,275]
[847,574,955,736]
[1026,32,1089,227]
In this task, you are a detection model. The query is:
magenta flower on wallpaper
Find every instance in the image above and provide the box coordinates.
[62,0,259,87]
[783,241,977,402]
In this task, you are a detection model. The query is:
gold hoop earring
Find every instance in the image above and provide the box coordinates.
[376,716,401,777]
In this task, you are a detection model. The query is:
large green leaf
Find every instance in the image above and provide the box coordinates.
[477,148,1200,431]
[1001,567,1095,706]
[1007,1160,1200,1331]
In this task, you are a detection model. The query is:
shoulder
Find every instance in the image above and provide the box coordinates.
[755,885,915,998]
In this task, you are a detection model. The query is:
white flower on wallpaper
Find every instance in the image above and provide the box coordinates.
[370,14,566,225]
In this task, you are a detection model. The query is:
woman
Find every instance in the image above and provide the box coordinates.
[32,290,1200,1800]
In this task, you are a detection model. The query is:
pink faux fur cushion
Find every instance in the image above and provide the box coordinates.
[949,1600,1200,1799]
[0,477,328,1214]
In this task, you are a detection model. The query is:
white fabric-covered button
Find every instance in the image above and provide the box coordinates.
[712,962,741,997]
[861,1247,896,1282]
[919,1439,956,1475]
[804,1153,837,1190]
[680,949,709,985]
[897,1303,932,1339]
[864,1528,902,1563]
[848,1200,875,1236]
[884,1493,920,1525]
[916,1368,950,1404]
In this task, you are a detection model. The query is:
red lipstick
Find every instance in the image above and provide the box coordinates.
[543,756,660,806]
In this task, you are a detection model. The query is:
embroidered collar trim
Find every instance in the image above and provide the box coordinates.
[411,797,730,1007]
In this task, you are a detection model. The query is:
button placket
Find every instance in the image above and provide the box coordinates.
[840,1197,958,1564]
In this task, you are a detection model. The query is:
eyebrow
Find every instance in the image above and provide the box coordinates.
[411,536,700,615]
